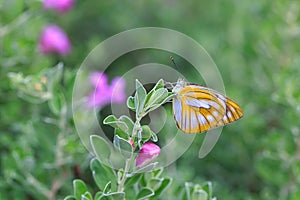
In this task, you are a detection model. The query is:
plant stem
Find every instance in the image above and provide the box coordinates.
[117,117,142,192]
[117,157,132,192]
[48,105,68,199]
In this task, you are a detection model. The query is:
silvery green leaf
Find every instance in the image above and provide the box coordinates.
[73,179,88,200]
[127,96,136,111]
[191,189,208,200]
[82,192,93,200]
[135,79,147,118]
[145,88,168,109]
[135,162,159,173]
[144,79,165,106]
[100,192,125,200]
[149,177,172,199]
[185,182,193,200]
[90,135,111,165]
[119,115,134,136]
[103,115,128,133]
[201,181,213,199]
[103,181,111,194]
[90,158,117,191]
[145,92,175,113]
[137,187,155,200]
[141,125,157,142]
[113,135,133,159]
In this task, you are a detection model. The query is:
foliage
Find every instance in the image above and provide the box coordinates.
[63,80,213,200]
[1,0,300,199]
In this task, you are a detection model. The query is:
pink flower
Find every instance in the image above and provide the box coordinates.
[38,25,71,55]
[43,0,74,13]
[136,142,160,167]
[87,72,126,109]
[110,77,127,104]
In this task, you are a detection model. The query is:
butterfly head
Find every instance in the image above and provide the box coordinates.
[172,78,187,94]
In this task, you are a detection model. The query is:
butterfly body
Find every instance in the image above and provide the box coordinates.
[172,78,243,134]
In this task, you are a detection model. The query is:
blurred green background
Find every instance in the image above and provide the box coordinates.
[1,0,300,199]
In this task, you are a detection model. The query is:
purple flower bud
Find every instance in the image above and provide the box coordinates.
[43,0,74,13]
[38,25,71,56]
[136,142,160,167]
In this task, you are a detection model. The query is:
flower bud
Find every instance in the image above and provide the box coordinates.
[128,139,134,147]
[136,142,160,167]
[38,25,71,56]
[43,0,74,13]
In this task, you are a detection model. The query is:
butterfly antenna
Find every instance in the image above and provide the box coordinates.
[170,56,179,69]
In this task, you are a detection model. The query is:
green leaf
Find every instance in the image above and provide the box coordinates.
[152,79,165,91]
[135,79,147,118]
[141,125,152,142]
[73,179,88,200]
[151,132,158,142]
[194,184,202,191]
[81,196,89,200]
[201,182,212,199]
[48,91,65,115]
[103,181,112,194]
[94,191,103,200]
[145,91,175,114]
[152,167,163,178]
[127,96,136,111]
[103,115,128,133]
[135,162,159,173]
[123,187,137,200]
[114,129,128,141]
[124,173,142,188]
[113,135,133,159]
[82,192,93,200]
[148,178,162,191]
[144,90,155,108]
[64,196,76,200]
[119,115,134,136]
[191,189,208,200]
[144,79,165,106]
[141,125,157,142]
[90,158,117,191]
[110,192,126,199]
[185,182,193,200]
[149,178,172,199]
[90,135,112,165]
[137,187,155,200]
[140,174,147,187]
[145,88,168,108]
[102,192,125,200]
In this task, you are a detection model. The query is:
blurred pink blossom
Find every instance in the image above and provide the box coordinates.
[136,142,160,167]
[43,0,74,13]
[87,72,126,109]
[110,77,127,103]
[38,25,71,55]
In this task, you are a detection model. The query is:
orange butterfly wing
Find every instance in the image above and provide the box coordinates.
[173,84,243,134]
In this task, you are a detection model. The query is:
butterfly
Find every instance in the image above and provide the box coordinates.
[172,78,243,134]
